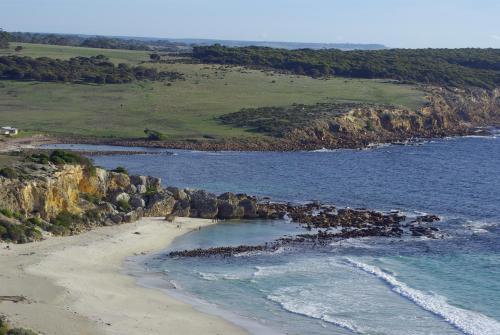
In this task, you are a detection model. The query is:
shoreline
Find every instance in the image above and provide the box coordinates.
[0,217,249,335]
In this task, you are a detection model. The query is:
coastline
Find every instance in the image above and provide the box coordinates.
[0,217,249,335]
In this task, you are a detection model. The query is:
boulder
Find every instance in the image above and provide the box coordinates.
[144,192,176,216]
[110,214,123,224]
[129,195,146,209]
[108,191,130,205]
[146,177,162,191]
[218,201,245,219]
[130,175,148,186]
[172,199,190,217]
[167,187,188,201]
[126,184,137,194]
[239,198,258,218]
[188,190,218,219]
[107,172,131,192]
[136,184,147,194]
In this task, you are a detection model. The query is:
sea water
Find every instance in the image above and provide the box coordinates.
[49,133,500,334]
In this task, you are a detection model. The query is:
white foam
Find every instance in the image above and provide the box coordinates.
[267,287,362,333]
[346,258,500,335]
[198,271,242,281]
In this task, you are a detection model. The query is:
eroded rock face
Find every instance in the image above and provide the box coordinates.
[0,165,109,220]
[144,191,176,216]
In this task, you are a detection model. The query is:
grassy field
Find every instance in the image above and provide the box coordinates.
[0,43,428,140]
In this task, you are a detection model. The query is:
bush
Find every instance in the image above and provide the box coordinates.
[0,209,13,218]
[0,167,18,179]
[7,329,38,335]
[111,166,128,175]
[144,129,166,141]
[117,199,131,212]
[80,193,101,205]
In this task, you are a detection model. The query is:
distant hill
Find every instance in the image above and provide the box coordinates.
[9,31,386,51]
[144,38,387,50]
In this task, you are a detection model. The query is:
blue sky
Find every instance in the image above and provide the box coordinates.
[1,0,499,48]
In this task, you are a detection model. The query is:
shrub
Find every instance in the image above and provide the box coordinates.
[52,211,80,228]
[0,209,13,218]
[80,193,101,205]
[117,199,131,212]
[7,329,38,335]
[144,129,166,141]
[0,167,18,179]
[111,166,128,175]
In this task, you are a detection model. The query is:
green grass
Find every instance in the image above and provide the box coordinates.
[0,43,428,140]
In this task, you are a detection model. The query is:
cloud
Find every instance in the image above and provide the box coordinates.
[491,34,500,40]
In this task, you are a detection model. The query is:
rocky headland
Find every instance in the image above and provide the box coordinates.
[53,87,500,151]
[0,150,442,246]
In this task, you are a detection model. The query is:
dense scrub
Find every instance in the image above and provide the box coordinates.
[9,31,188,52]
[218,103,356,136]
[0,55,184,84]
[193,45,500,89]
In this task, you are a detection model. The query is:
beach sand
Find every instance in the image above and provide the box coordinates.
[0,217,248,335]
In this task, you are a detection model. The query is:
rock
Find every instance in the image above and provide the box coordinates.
[146,177,162,191]
[126,184,137,194]
[172,199,190,217]
[239,198,258,218]
[129,195,146,209]
[136,184,147,194]
[123,210,141,223]
[188,190,218,219]
[108,191,130,205]
[130,175,147,186]
[167,187,188,201]
[110,214,123,224]
[218,201,245,219]
[144,192,176,216]
[107,172,131,192]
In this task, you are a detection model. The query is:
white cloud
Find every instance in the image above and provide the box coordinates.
[491,34,500,40]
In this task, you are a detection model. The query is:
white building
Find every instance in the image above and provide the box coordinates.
[0,126,19,136]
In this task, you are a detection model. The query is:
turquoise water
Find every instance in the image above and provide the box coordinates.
[49,133,500,334]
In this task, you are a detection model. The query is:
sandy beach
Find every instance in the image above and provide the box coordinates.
[0,217,248,335]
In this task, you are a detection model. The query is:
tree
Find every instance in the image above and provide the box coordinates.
[0,29,11,49]
[149,53,161,62]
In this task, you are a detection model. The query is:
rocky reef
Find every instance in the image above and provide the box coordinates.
[169,203,443,258]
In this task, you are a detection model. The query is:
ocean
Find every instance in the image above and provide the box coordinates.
[50,131,500,334]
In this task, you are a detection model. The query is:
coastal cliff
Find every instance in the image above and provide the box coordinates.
[0,152,271,243]
[60,87,500,151]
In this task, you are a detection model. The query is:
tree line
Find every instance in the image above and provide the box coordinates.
[0,29,9,49]
[192,45,500,89]
[8,32,188,52]
[0,55,184,84]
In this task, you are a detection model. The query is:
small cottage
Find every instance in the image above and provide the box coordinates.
[1,126,19,136]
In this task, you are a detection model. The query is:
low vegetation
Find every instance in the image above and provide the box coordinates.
[193,45,500,89]
[0,55,184,84]
[0,42,426,140]
[0,317,38,335]
[28,149,93,167]
[218,103,357,136]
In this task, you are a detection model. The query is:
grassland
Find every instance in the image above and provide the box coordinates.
[0,43,428,140]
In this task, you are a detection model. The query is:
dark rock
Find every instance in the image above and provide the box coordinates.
[167,187,188,201]
[188,190,218,219]
[129,195,146,209]
[239,198,258,218]
[172,199,190,217]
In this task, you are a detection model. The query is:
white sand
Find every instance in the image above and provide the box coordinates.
[0,217,248,335]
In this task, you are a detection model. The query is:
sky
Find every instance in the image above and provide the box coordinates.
[1,0,500,48]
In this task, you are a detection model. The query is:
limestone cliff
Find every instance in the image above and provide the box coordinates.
[283,87,500,148]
